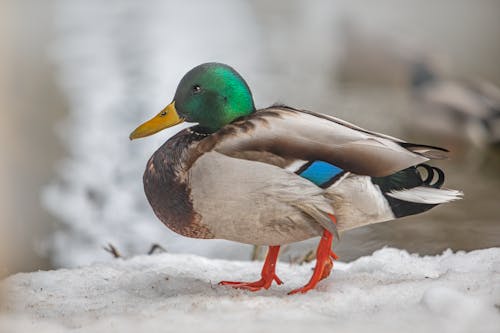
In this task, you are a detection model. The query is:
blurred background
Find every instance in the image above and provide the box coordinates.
[1,0,499,277]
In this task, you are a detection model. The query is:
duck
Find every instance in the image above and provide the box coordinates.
[410,60,500,146]
[130,62,462,294]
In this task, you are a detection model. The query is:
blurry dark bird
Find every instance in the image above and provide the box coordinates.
[130,62,462,294]
[410,61,500,146]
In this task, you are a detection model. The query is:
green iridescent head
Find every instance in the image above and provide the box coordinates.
[129,63,255,139]
[174,63,255,132]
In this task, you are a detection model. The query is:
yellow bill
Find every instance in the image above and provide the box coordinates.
[129,101,184,140]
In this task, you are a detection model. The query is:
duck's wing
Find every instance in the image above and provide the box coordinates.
[200,106,448,177]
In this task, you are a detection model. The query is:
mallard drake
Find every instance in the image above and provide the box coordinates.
[130,63,462,294]
[411,61,500,145]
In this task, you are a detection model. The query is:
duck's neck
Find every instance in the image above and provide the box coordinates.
[197,102,256,133]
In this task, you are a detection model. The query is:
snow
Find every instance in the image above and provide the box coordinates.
[2,247,499,333]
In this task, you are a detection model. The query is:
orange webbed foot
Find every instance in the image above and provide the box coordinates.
[289,220,338,295]
[219,273,283,291]
[219,246,282,292]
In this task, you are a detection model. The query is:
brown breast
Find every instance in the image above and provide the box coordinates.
[143,128,214,239]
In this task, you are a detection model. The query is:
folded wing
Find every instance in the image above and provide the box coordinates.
[201,106,448,177]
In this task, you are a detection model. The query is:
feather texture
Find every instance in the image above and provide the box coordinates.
[296,160,344,188]
[188,151,337,245]
[387,187,463,204]
[204,107,448,177]
[326,175,395,231]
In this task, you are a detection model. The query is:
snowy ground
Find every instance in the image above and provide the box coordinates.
[1,247,499,333]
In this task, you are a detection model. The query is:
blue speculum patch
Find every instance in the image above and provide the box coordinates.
[299,161,343,186]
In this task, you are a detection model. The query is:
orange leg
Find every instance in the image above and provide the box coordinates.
[219,246,283,291]
[289,214,338,295]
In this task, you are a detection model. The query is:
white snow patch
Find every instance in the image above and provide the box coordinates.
[1,248,499,333]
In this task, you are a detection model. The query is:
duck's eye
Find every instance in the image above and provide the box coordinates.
[192,84,201,94]
[160,110,167,116]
